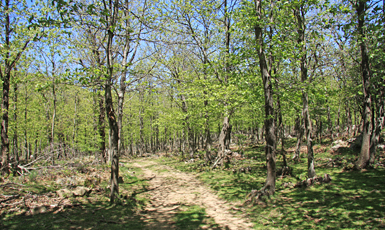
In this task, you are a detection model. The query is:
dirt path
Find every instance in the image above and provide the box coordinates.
[131,158,254,230]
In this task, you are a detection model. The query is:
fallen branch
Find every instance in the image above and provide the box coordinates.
[211,156,224,169]
[20,156,44,168]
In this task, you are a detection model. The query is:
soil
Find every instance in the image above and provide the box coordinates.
[131,158,254,230]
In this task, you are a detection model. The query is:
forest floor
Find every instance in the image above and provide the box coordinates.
[1,137,385,229]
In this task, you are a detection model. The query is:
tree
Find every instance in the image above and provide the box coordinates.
[353,0,373,169]
[253,0,276,195]
[0,0,46,174]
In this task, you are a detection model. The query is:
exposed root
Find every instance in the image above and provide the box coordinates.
[294,174,332,188]
[244,185,272,205]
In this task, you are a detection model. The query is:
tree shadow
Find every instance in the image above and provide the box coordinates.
[267,168,385,229]
[2,200,147,230]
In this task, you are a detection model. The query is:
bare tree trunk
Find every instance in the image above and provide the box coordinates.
[355,0,372,169]
[24,89,29,162]
[219,116,231,154]
[254,0,276,195]
[51,58,57,165]
[369,91,384,163]
[73,92,78,150]
[104,0,120,203]
[295,4,316,178]
[293,115,303,162]
[98,91,106,162]
[13,83,19,163]
[327,104,333,141]
[1,0,30,175]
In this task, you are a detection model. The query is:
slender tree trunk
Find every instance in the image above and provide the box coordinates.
[369,90,383,163]
[51,61,57,164]
[73,92,78,149]
[1,0,30,175]
[1,71,11,175]
[295,5,315,178]
[219,116,231,154]
[346,106,352,136]
[98,91,106,163]
[254,0,276,195]
[355,0,372,169]
[104,1,120,202]
[293,115,303,162]
[327,104,333,141]
[24,90,28,162]
[13,83,19,163]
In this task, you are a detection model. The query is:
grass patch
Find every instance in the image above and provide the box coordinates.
[160,141,385,229]
[174,205,220,230]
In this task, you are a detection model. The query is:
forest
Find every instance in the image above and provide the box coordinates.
[1,0,384,229]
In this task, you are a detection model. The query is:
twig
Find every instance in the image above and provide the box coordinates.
[57,198,66,207]
[20,156,44,168]
[211,156,224,169]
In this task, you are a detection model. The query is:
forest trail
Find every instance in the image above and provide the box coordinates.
[130,158,254,230]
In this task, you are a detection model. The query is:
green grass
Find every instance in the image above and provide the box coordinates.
[160,141,385,229]
[174,205,220,230]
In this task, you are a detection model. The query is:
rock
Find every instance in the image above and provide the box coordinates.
[31,206,47,215]
[331,140,348,152]
[349,134,363,150]
[73,186,91,197]
[332,140,345,145]
[377,144,385,151]
[323,173,332,183]
[56,188,72,198]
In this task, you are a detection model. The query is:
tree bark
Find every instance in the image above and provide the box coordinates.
[98,91,106,163]
[293,114,303,162]
[295,4,316,178]
[13,82,19,163]
[104,0,120,203]
[1,0,30,175]
[254,0,276,195]
[355,0,372,169]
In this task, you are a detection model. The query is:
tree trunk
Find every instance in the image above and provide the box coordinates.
[106,81,119,203]
[355,0,372,169]
[293,115,303,162]
[13,83,19,163]
[369,90,384,163]
[327,104,333,141]
[1,0,30,175]
[295,4,315,178]
[51,63,57,165]
[254,0,276,195]
[219,116,231,154]
[98,91,106,163]
[105,1,120,202]
[1,71,10,175]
